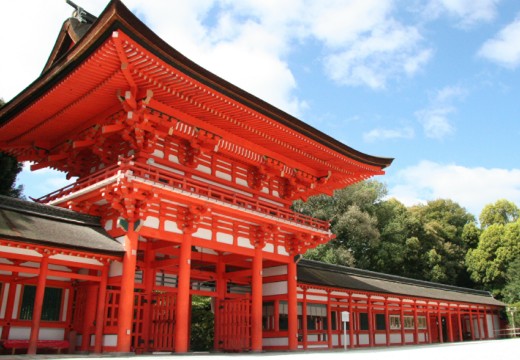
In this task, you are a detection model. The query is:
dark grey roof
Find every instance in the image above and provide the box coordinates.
[298,259,505,307]
[0,195,123,254]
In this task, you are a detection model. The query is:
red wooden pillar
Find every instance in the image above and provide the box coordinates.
[482,307,489,339]
[348,294,354,348]
[141,243,155,352]
[413,301,419,344]
[426,304,432,344]
[81,281,98,351]
[457,306,463,342]
[384,297,390,346]
[116,224,139,353]
[400,300,405,345]
[175,231,193,353]
[287,260,298,350]
[437,302,444,344]
[1,271,19,341]
[447,306,454,342]
[476,307,483,340]
[214,254,226,350]
[94,263,109,353]
[367,296,373,347]
[302,288,308,349]
[469,307,475,340]
[326,292,333,349]
[251,245,263,351]
[28,254,49,354]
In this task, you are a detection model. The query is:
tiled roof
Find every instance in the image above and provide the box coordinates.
[298,259,505,307]
[0,195,123,254]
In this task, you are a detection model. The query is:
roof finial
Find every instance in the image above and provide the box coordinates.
[66,0,97,24]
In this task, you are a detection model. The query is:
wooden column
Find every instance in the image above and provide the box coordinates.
[116,223,139,353]
[457,306,463,342]
[302,289,308,349]
[81,281,98,351]
[251,244,264,352]
[469,307,475,340]
[476,307,483,340]
[482,307,489,339]
[287,260,298,350]
[94,263,109,353]
[426,304,432,344]
[214,253,226,350]
[447,306,454,342]
[175,231,193,353]
[348,294,354,348]
[384,297,390,346]
[367,296,373,347]
[326,292,333,349]
[413,301,419,344]
[28,254,49,354]
[1,269,19,341]
[141,242,155,352]
[400,300,405,345]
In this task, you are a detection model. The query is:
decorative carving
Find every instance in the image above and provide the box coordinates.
[284,232,330,255]
[176,204,210,234]
[250,224,278,249]
[101,179,154,222]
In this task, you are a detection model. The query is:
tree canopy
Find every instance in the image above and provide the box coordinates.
[297,180,520,299]
[0,98,24,198]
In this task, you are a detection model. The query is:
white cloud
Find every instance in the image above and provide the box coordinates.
[425,0,500,27]
[363,127,414,142]
[415,106,455,139]
[387,160,520,217]
[323,19,431,89]
[415,85,467,139]
[478,16,520,68]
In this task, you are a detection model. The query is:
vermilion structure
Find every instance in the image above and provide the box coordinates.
[0,1,504,355]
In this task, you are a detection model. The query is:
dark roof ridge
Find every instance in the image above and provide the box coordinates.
[299,259,493,298]
[0,195,101,227]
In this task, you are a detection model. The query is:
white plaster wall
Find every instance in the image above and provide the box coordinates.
[263,265,287,277]
[104,334,117,346]
[238,236,253,249]
[390,333,402,344]
[305,295,328,302]
[9,327,64,340]
[216,171,232,181]
[486,314,495,338]
[109,261,123,277]
[12,284,21,319]
[419,333,426,342]
[375,334,386,345]
[144,216,160,229]
[216,232,233,244]
[165,220,182,234]
[0,283,9,318]
[405,333,414,342]
[263,337,288,346]
[263,281,288,296]
[193,228,212,240]
[358,334,369,345]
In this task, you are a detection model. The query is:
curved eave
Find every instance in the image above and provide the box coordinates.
[0,0,393,171]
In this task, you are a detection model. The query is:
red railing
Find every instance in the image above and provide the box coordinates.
[36,159,330,231]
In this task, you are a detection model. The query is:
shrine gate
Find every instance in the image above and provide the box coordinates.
[0,0,392,354]
[0,0,504,356]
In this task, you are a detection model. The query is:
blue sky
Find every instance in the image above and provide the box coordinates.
[1,0,519,218]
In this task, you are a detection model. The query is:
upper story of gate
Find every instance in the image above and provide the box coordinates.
[0,0,392,258]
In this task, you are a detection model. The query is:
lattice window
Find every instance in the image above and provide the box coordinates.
[19,285,62,321]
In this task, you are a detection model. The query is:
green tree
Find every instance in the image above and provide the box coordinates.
[503,257,520,304]
[0,98,24,198]
[190,296,214,351]
[408,199,476,286]
[479,199,519,228]
[466,219,520,297]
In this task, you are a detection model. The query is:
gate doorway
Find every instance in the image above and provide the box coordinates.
[215,295,251,351]
[190,296,214,351]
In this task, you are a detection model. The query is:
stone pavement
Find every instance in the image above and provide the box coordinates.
[5,338,520,360]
